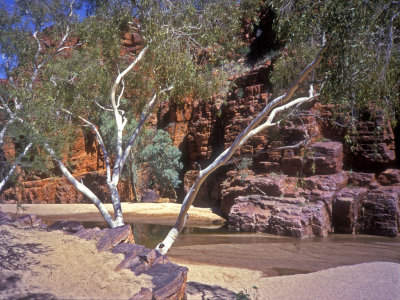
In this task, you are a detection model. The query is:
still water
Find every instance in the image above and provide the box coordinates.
[44,218,400,277]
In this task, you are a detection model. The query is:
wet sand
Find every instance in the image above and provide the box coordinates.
[168,232,400,276]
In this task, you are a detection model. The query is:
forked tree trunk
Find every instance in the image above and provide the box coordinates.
[44,47,174,228]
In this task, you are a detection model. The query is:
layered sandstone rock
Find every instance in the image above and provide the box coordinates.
[228,195,330,238]
[0,131,133,204]
[357,187,400,237]
[0,171,133,204]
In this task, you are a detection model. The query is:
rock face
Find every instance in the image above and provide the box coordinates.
[229,195,330,238]
[1,16,399,240]
[0,131,134,204]
[357,187,400,237]
[0,170,133,204]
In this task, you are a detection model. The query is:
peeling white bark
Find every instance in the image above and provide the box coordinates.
[156,41,328,255]
[53,46,173,228]
[44,143,117,227]
[0,143,32,194]
[0,120,11,145]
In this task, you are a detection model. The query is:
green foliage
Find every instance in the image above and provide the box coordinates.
[270,0,400,124]
[236,157,253,181]
[99,110,183,197]
[0,0,257,182]
[139,130,183,197]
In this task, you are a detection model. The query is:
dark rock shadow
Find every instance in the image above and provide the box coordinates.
[10,293,57,300]
[0,228,52,271]
[185,281,237,300]
[0,272,57,300]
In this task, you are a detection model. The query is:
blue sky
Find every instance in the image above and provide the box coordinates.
[0,0,87,79]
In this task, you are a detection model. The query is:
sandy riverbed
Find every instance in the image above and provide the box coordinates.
[0,224,152,299]
[1,223,399,300]
[0,203,226,227]
[173,259,400,300]
[1,204,399,300]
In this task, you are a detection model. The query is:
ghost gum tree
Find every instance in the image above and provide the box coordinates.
[1,0,398,252]
[0,0,261,226]
[155,0,400,254]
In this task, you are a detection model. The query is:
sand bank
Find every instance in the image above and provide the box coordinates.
[0,224,152,299]
[0,203,226,227]
[174,259,400,300]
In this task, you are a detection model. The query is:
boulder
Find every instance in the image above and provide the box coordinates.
[281,155,303,176]
[357,187,400,237]
[304,171,349,192]
[348,172,380,189]
[249,175,288,197]
[228,195,331,238]
[305,141,343,175]
[143,263,188,300]
[221,173,303,215]
[377,169,400,186]
[332,187,368,233]
[96,225,135,252]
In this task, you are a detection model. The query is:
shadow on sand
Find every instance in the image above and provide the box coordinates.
[185,281,238,299]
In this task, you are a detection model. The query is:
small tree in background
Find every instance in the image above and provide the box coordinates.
[99,110,182,200]
[0,0,261,227]
[139,130,183,198]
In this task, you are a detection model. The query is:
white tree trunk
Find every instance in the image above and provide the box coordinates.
[51,46,172,228]
[44,143,117,228]
[156,41,328,255]
[0,143,32,194]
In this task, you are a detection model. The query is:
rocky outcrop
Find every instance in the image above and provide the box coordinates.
[224,123,400,238]
[0,171,133,204]
[229,195,330,238]
[75,224,188,300]
[356,187,400,237]
[1,14,400,241]
[332,187,367,233]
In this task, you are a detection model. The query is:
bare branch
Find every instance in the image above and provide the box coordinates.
[117,79,125,109]
[0,143,32,194]
[119,85,174,174]
[61,109,111,183]
[110,46,148,181]
[44,142,117,228]
[30,30,42,88]
[238,95,318,148]
[0,120,13,145]
[0,95,14,117]
[111,46,149,118]
[57,42,83,53]
[156,39,328,255]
